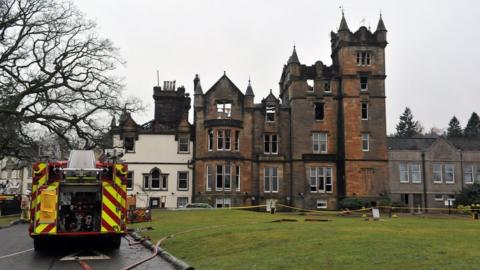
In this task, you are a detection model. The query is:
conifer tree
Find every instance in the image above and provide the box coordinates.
[464,112,480,137]
[447,116,463,137]
[395,107,423,137]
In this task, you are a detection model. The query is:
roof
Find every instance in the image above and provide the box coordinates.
[376,15,387,32]
[204,73,245,97]
[287,46,300,64]
[245,80,254,96]
[338,13,350,32]
[387,137,437,151]
[447,137,480,151]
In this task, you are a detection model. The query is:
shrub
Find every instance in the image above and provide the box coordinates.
[455,183,480,206]
[339,197,372,210]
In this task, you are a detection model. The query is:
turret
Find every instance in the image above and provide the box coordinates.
[375,14,387,43]
[193,74,204,108]
[244,79,254,108]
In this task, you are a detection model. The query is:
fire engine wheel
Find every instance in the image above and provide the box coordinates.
[109,235,122,249]
[33,238,46,251]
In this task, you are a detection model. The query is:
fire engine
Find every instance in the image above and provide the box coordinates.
[29,150,127,251]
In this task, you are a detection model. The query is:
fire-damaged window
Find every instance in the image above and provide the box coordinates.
[361,103,368,120]
[217,129,231,151]
[216,164,231,191]
[127,171,133,190]
[356,52,371,66]
[266,106,275,122]
[315,103,324,121]
[324,80,331,92]
[217,102,232,119]
[264,134,278,154]
[208,129,214,151]
[124,137,135,152]
[360,76,368,91]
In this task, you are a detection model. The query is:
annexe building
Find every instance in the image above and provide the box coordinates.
[111,82,193,209]
[193,14,389,209]
[388,137,480,209]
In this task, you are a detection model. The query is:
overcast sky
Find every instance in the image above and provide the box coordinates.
[75,0,480,134]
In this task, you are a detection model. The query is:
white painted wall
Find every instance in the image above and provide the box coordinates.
[0,158,32,196]
[114,133,193,208]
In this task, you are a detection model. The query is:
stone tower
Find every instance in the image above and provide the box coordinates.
[330,13,389,198]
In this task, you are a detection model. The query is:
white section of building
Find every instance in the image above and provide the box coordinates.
[0,158,32,196]
[113,134,193,209]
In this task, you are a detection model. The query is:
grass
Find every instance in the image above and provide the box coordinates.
[129,209,480,270]
[0,215,19,226]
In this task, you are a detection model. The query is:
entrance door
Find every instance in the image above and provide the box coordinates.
[149,197,160,208]
[413,194,423,210]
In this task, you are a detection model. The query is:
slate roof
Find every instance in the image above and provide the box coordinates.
[447,137,480,151]
[387,137,437,151]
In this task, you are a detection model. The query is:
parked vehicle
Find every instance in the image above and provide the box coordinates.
[175,203,213,210]
[29,150,128,251]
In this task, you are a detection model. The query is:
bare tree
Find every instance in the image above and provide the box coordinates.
[0,0,142,159]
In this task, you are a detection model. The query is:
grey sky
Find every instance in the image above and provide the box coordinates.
[75,0,480,134]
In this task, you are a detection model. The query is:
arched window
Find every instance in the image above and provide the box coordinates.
[151,169,160,190]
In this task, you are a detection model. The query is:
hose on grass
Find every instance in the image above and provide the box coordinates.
[121,237,165,270]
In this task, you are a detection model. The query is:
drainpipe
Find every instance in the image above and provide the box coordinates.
[289,106,294,207]
[421,152,428,211]
[460,150,464,192]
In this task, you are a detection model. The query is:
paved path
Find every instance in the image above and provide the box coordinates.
[0,223,175,270]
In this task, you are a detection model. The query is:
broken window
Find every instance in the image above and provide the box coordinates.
[266,106,275,122]
[361,103,368,120]
[307,80,314,92]
[315,103,324,121]
[360,76,368,91]
[356,52,371,66]
[124,137,135,152]
[324,80,331,92]
[264,134,278,154]
[217,102,232,118]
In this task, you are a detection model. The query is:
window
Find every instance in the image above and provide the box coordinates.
[361,133,369,151]
[178,137,189,153]
[217,129,231,151]
[151,170,160,190]
[264,134,278,154]
[266,106,275,122]
[124,137,135,152]
[445,164,455,184]
[434,194,444,201]
[314,103,324,121]
[215,198,231,208]
[234,130,240,151]
[178,172,188,191]
[206,165,213,191]
[309,167,333,193]
[324,81,331,92]
[433,164,443,183]
[217,102,231,118]
[399,164,409,183]
[161,175,167,190]
[264,167,279,193]
[360,76,368,91]
[316,199,327,209]
[410,164,422,183]
[143,174,149,189]
[235,165,241,191]
[356,52,371,66]
[307,80,314,91]
[127,171,133,190]
[312,132,327,154]
[216,164,231,191]
[177,197,188,208]
[361,103,368,120]
[464,165,474,184]
[208,129,214,151]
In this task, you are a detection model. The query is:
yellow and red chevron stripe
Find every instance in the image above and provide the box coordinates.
[31,163,58,234]
[100,164,127,233]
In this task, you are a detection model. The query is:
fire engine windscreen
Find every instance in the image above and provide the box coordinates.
[58,186,101,232]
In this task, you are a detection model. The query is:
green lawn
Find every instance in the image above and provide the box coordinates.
[0,215,19,226]
[130,209,480,270]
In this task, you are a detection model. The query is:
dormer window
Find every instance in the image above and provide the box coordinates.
[324,80,331,92]
[217,102,231,119]
[124,137,135,152]
[356,52,371,66]
[266,106,275,122]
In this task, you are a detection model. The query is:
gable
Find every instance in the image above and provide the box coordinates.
[428,138,460,160]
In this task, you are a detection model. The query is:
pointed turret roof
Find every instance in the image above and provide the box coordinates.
[376,14,387,32]
[287,45,300,64]
[245,79,254,96]
[110,115,116,127]
[194,74,203,95]
[338,12,350,32]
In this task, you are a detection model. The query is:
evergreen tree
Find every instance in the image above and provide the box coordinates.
[464,112,480,137]
[395,107,423,137]
[447,116,463,137]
